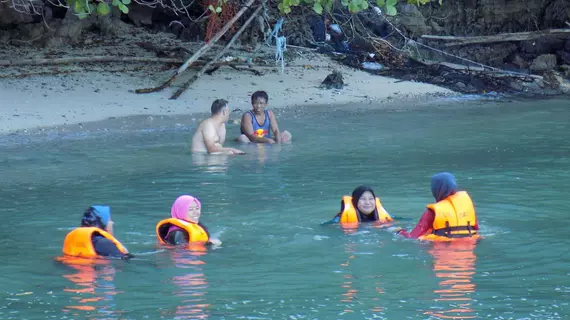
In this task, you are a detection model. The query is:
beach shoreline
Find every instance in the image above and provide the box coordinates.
[0,54,459,136]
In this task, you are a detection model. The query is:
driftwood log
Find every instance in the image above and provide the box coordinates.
[135,0,257,94]
[421,29,570,47]
[170,5,263,100]
[410,57,545,84]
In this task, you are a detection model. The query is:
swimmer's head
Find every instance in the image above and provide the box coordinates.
[352,186,376,215]
[431,172,457,202]
[211,99,230,120]
[251,91,268,115]
[171,195,202,223]
[81,205,114,234]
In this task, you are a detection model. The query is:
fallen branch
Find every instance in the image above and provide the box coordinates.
[135,42,193,57]
[0,56,186,67]
[566,21,570,27]
[170,5,263,99]
[421,29,570,47]
[199,63,264,76]
[136,0,257,95]
[229,64,263,76]
[205,65,221,75]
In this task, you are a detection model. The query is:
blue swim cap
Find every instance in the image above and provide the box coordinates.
[91,205,111,228]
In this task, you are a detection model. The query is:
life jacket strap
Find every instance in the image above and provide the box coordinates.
[434,225,477,238]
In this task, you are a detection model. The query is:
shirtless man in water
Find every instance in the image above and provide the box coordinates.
[191,99,244,155]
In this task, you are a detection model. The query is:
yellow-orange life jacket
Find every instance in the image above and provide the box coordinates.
[419,191,478,241]
[156,218,210,244]
[62,227,128,258]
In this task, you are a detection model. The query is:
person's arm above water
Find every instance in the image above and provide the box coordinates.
[198,222,222,246]
[92,236,131,259]
[208,238,222,246]
[203,122,244,154]
[398,209,435,239]
[268,110,282,143]
[322,213,341,225]
[240,112,274,144]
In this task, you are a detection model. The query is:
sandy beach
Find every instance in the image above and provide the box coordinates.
[0,54,455,135]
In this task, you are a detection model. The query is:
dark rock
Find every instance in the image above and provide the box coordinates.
[417,0,557,36]
[43,6,53,22]
[520,37,566,56]
[0,30,9,43]
[0,3,34,25]
[511,54,529,69]
[127,4,154,26]
[429,20,444,33]
[530,54,557,72]
[17,24,46,42]
[178,22,202,42]
[542,0,570,29]
[452,43,517,67]
[169,20,185,37]
[557,50,570,65]
[321,70,344,89]
[395,3,428,36]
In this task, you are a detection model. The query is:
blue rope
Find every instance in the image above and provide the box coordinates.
[266,17,286,74]
[266,17,284,45]
[275,36,287,74]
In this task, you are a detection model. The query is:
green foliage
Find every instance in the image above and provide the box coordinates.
[279,0,336,15]
[277,0,435,16]
[66,0,130,19]
[376,0,397,16]
[207,0,228,14]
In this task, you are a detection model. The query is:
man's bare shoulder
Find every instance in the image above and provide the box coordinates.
[197,117,215,130]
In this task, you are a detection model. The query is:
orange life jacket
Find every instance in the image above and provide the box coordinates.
[339,196,393,227]
[156,218,210,244]
[419,191,479,241]
[62,227,128,258]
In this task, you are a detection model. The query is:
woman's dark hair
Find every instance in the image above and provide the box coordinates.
[351,185,376,209]
[81,207,105,229]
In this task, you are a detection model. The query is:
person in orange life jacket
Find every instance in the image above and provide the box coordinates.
[393,172,479,238]
[157,195,222,246]
[64,206,133,259]
[327,186,393,224]
[236,90,292,144]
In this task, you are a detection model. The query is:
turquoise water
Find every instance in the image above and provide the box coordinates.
[1,98,570,319]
